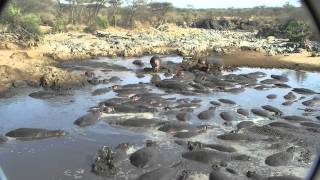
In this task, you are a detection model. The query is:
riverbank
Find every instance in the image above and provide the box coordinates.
[0,25,319,95]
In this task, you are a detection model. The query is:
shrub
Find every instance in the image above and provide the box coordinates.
[52,18,67,33]
[282,19,312,42]
[95,16,110,29]
[2,4,43,43]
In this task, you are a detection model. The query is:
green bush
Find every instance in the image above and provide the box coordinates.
[282,20,312,42]
[52,18,67,33]
[95,16,109,29]
[3,4,43,43]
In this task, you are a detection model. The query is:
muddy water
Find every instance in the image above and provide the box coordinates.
[0,55,320,180]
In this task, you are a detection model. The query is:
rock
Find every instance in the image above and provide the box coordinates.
[91,146,118,177]
[5,128,66,140]
[74,111,101,127]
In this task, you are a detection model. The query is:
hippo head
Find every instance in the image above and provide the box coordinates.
[150,55,161,72]
[111,85,120,90]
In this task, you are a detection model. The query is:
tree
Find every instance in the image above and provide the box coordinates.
[147,2,173,25]
[108,0,122,27]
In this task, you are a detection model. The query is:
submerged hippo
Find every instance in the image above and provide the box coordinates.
[198,107,216,120]
[284,92,297,100]
[6,128,66,140]
[129,142,160,168]
[270,75,289,82]
[237,108,249,117]
[218,99,236,105]
[0,135,8,144]
[150,55,161,72]
[261,105,283,116]
[292,88,318,95]
[74,111,101,127]
[265,147,294,167]
[136,167,176,180]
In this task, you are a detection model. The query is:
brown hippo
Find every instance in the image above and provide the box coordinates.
[150,55,161,72]
[6,128,66,140]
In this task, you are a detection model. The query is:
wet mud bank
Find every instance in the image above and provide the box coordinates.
[0,55,320,179]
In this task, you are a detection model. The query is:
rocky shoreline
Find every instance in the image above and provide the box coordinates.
[0,25,320,97]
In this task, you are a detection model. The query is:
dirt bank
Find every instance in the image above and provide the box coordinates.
[0,25,319,94]
[223,51,320,71]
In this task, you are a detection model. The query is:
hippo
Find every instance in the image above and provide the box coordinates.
[282,101,294,106]
[268,122,298,129]
[220,112,236,121]
[5,128,66,140]
[155,80,193,92]
[260,79,280,84]
[132,60,144,67]
[150,55,161,72]
[274,83,291,88]
[198,107,216,120]
[204,143,237,153]
[74,111,101,127]
[115,118,161,128]
[173,130,202,139]
[282,115,312,122]
[251,108,272,118]
[270,75,289,82]
[218,99,236,105]
[0,135,8,144]
[182,149,250,163]
[158,121,202,133]
[151,75,161,83]
[283,92,296,100]
[261,105,283,116]
[237,108,249,117]
[243,71,266,79]
[92,87,111,96]
[29,91,73,99]
[265,147,294,166]
[210,100,221,106]
[217,133,257,141]
[236,121,254,130]
[129,143,159,168]
[209,168,232,180]
[266,176,303,180]
[224,87,245,94]
[176,112,192,121]
[254,85,271,91]
[292,88,318,95]
[108,76,121,83]
[136,167,176,180]
[266,94,277,99]
[302,97,320,107]
[300,122,320,128]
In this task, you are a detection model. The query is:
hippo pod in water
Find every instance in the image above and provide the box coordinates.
[74,111,101,127]
[182,149,250,164]
[5,128,66,140]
